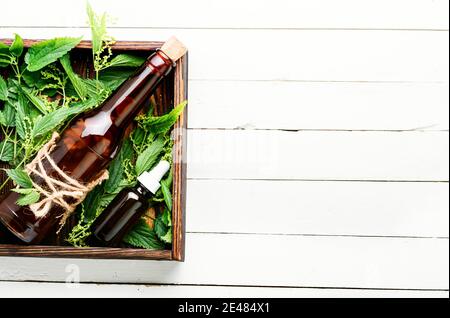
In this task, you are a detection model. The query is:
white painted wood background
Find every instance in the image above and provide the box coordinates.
[0,0,448,298]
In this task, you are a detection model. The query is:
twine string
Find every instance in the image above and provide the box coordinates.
[24,132,109,232]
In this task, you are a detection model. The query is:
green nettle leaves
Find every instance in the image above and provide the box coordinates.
[161,176,173,212]
[9,34,24,57]
[135,137,165,175]
[5,168,33,188]
[108,54,146,68]
[0,140,14,162]
[0,42,11,68]
[59,54,87,100]
[0,102,16,127]
[104,160,125,195]
[123,219,164,249]
[0,76,8,101]
[13,188,40,206]
[0,4,185,250]
[87,2,108,56]
[154,213,172,244]
[31,103,88,138]
[138,101,187,135]
[25,37,83,72]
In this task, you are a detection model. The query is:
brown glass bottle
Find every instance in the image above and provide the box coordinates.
[0,50,175,244]
[88,160,170,247]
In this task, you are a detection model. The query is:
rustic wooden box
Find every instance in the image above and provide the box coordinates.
[0,39,187,261]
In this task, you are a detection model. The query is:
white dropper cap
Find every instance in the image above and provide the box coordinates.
[137,160,171,194]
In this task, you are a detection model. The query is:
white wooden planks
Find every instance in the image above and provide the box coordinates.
[0,281,448,298]
[187,130,449,181]
[187,180,449,237]
[189,81,449,130]
[1,28,448,82]
[0,233,448,289]
[1,0,448,30]
[0,0,448,295]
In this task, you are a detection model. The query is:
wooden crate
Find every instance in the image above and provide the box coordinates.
[0,39,188,261]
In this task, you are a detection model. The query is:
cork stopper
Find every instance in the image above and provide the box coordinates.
[160,36,187,62]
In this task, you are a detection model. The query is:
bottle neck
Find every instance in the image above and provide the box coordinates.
[136,182,153,197]
[100,50,174,129]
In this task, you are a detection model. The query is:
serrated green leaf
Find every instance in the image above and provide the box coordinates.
[161,208,172,227]
[0,42,11,68]
[98,193,118,209]
[0,76,8,101]
[0,111,6,126]
[87,2,107,55]
[0,140,14,162]
[104,155,124,193]
[59,54,87,100]
[2,102,16,127]
[161,176,172,212]
[9,34,24,57]
[99,68,134,90]
[25,37,82,72]
[160,228,172,244]
[82,184,104,224]
[131,126,145,145]
[123,219,164,249]
[0,42,9,52]
[83,78,111,100]
[135,137,165,175]
[31,103,88,138]
[121,138,134,159]
[11,188,34,194]
[154,214,171,244]
[140,101,186,135]
[17,85,48,114]
[22,70,47,90]
[16,190,40,206]
[4,168,33,188]
[108,54,145,68]
[15,94,29,139]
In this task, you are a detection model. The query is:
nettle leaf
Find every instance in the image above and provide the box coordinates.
[135,137,165,175]
[140,101,186,135]
[2,102,16,127]
[9,34,24,57]
[87,2,108,55]
[0,42,11,68]
[32,103,88,138]
[82,185,104,224]
[60,54,87,100]
[161,175,173,211]
[123,219,164,249]
[104,155,124,193]
[22,70,47,90]
[99,68,134,90]
[16,189,40,206]
[0,140,14,162]
[0,76,8,101]
[15,94,29,139]
[25,37,82,72]
[161,208,172,227]
[5,168,33,188]
[108,54,145,68]
[11,188,34,194]
[154,214,172,244]
[0,41,9,52]
[17,85,48,114]
[83,78,111,101]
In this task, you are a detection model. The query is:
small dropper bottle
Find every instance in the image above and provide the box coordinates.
[89,160,170,247]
